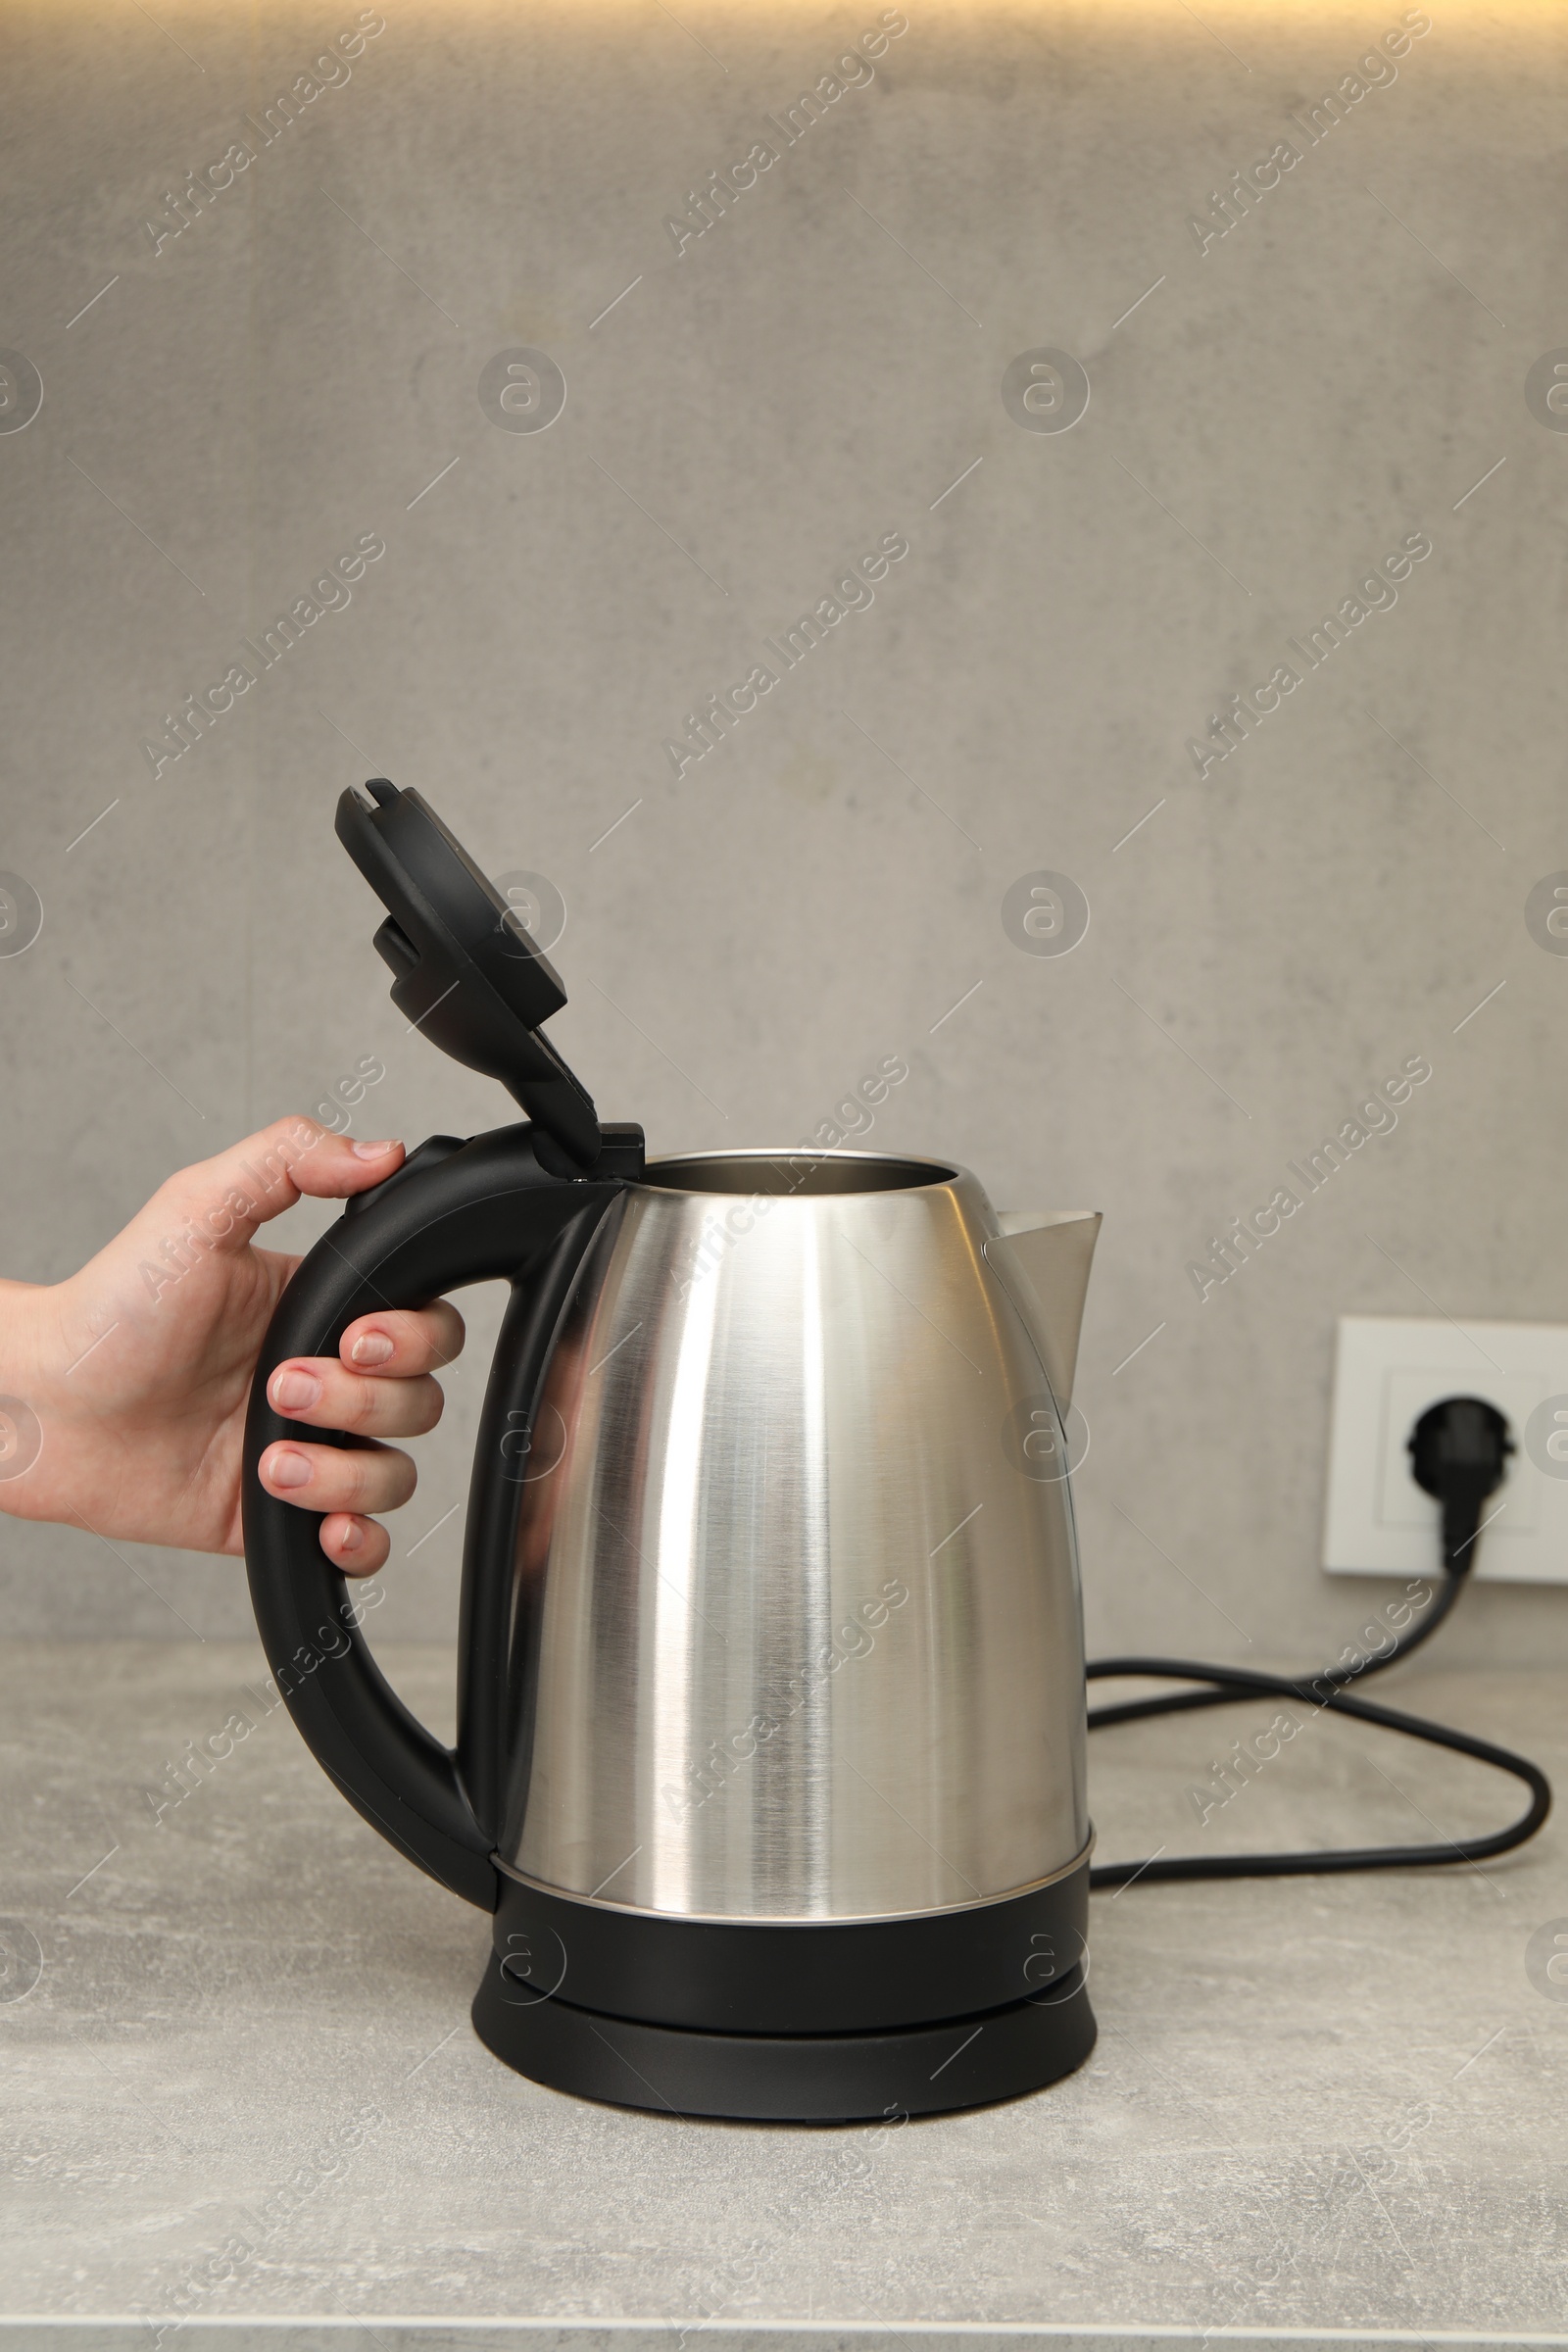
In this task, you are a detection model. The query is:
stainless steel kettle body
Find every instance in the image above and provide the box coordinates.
[500,1150,1094,1930]
[245,1130,1102,2118]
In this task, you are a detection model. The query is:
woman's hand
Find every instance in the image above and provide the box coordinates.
[0,1116,465,1575]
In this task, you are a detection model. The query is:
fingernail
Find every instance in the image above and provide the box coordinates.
[352,1138,399,1159]
[350,1332,393,1366]
[268,1447,313,1490]
[336,1519,365,1553]
[270,1368,322,1413]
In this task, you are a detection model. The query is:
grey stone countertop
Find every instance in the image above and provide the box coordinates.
[2,1641,1566,2352]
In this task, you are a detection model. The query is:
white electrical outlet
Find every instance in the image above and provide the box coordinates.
[1323,1316,1568,1587]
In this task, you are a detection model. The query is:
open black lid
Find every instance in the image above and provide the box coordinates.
[335,779,601,1169]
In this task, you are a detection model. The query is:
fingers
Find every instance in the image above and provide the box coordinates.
[339,1301,466,1379]
[258,1436,416,1522]
[319,1512,390,1578]
[267,1356,445,1441]
[261,1301,465,1584]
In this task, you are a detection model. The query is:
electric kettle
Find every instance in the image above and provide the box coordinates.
[243,781,1102,2120]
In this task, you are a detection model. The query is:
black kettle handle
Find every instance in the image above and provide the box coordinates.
[241,1120,644,1909]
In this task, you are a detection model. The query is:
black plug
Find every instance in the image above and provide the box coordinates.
[1407,1396,1513,1575]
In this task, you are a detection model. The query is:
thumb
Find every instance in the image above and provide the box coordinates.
[153,1116,405,1251]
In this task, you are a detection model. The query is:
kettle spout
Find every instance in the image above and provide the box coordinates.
[983,1210,1102,1411]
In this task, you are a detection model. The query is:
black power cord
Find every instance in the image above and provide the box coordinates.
[1087,1396,1552,1890]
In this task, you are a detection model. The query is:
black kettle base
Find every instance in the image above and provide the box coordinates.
[470,1966,1096,2123]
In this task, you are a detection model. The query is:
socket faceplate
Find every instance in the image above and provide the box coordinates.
[1323,1316,1568,1586]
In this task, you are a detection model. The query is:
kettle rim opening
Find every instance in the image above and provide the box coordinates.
[639,1148,960,1198]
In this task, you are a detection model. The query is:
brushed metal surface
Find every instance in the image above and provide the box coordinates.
[493,1835,1096,1926]
[497,1151,1092,1922]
